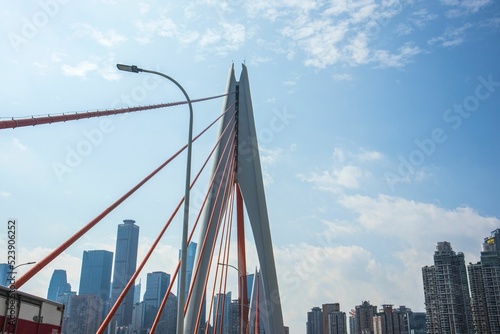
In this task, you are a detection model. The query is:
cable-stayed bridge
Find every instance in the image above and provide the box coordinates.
[1,64,285,334]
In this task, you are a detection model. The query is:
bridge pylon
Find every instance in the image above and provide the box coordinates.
[185,64,285,333]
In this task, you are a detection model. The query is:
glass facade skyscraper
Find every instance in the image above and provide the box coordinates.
[142,271,170,329]
[79,250,113,302]
[307,306,323,334]
[47,269,71,301]
[111,219,139,327]
[177,241,197,302]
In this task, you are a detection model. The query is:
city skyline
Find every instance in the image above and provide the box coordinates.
[1,1,500,332]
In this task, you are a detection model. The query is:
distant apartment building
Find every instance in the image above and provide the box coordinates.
[396,306,425,334]
[468,228,500,334]
[159,292,177,334]
[307,306,323,334]
[322,303,347,334]
[63,294,103,334]
[349,301,377,334]
[422,241,472,334]
[372,305,406,334]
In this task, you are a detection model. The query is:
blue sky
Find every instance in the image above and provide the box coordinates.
[1,0,500,332]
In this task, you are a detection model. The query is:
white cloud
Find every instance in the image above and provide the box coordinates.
[356,149,383,162]
[301,147,383,192]
[274,241,397,330]
[333,147,346,162]
[338,194,499,242]
[260,147,283,186]
[275,0,424,69]
[134,17,181,44]
[282,19,349,68]
[441,0,492,16]
[61,61,98,78]
[11,137,27,151]
[373,43,423,68]
[332,73,353,81]
[137,2,151,14]
[72,23,127,47]
[346,32,370,65]
[0,191,12,199]
[300,165,365,192]
[410,8,438,29]
[428,23,473,47]
[196,21,246,55]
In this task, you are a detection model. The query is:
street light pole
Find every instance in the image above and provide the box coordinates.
[116,64,193,334]
[5,262,36,286]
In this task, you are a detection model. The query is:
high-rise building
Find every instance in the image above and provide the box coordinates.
[57,291,77,324]
[111,219,139,327]
[131,301,144,334]
[322,303,347,334]
[246,273,254,300]
[468,228,500,334]
[178,241,197,301]
[63,294,103,334]
[322,303,340,334]
[307,306,323,334]
[229,299,240,334]
[0,263,11,286]
[213,291,232,334]
[422,241,472,334]
[396,306,426,334]
[142,271,170,330]
[134,281,141,304]
[79,250,113,302]
[47,269,71,301]
[349,301,377,334]
[372,305,406,334]
[159,292,178,334]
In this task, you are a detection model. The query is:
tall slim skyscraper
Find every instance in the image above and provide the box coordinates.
[142,271,170,329]
[47,269,71,301]
[111,219,139,327]
[422,241,472,334]
[468,228,500,334]
[79,250,113,302]
[178,241,197,301]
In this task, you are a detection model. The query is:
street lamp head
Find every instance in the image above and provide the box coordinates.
[116,64,141,73]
